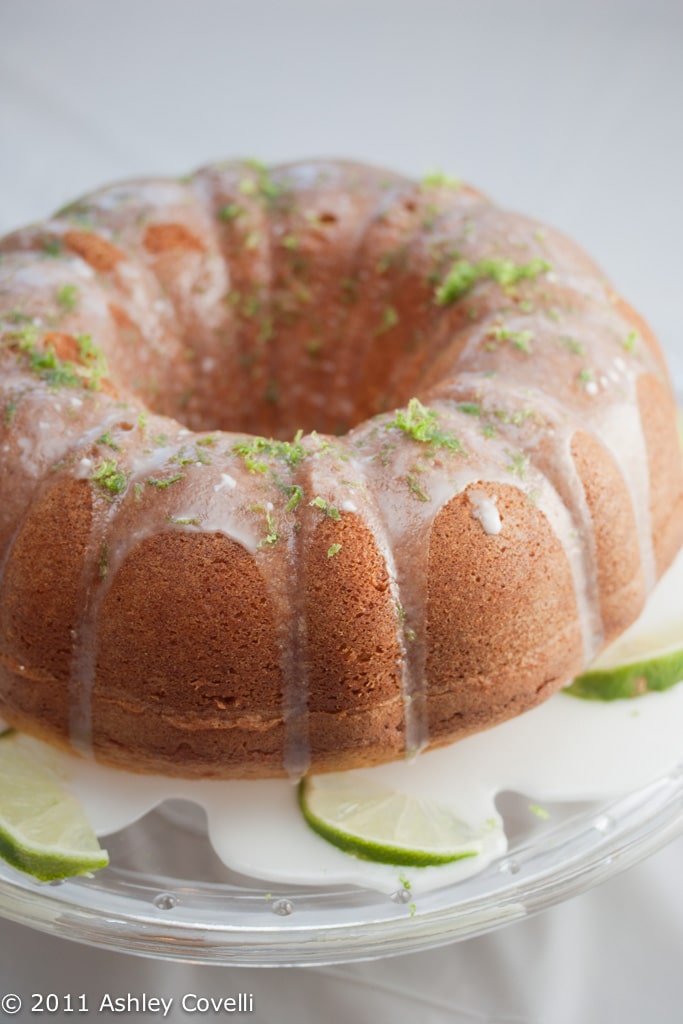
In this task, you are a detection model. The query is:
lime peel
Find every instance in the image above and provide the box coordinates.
[0,734,108,881]
[566,648,683,701]
[298,777,481,867]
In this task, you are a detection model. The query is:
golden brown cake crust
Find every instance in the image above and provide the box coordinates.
[0,159,681,779]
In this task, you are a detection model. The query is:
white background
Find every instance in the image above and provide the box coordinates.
[1,1,682,1020]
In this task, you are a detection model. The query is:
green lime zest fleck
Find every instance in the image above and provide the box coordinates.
[489,324,533,354]
[240,292,261,318]
[196,434,217,446]
[284,484,304,512]
[240,161,283,203]
[146,473,184,489]
[91,460,129,496]
[528,804,550,820]
[56,284,79,312]
[43,238,62,257]
[31,350,81,388]
[407,473,430,502]
[218,203,243,222]
[507,451,530,478]
[4,325,81,389]
[340,277,358,303]
[327,543,342,558]
[264,377,279,404]
[72,333,108,389]
[375,306,399,335]
[282,234,299,250]
[377,244,409,274]
[171,447,205,467]
[559,335,585,355]
[434,260,479,304]
[96,431,120,450]
[98,543,109,580]
[623,329,638,353]
[481,257,552,287]
[309,496,341,521]
[422,203,439,230]
[388,398,463,452]
[3,310,32,325]
[251,504,279,547]
[435,257,551,305]
[454,402,482,417]
[233,430,306,473]
[421,170,461,189]
[167,515,201,526]
[3,398,18,424]
[492,405,538,428]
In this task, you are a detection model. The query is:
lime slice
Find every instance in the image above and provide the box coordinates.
[0,734,108,881]
[566,647,683,701]
[298,776,480,866]
[566,539,683,701]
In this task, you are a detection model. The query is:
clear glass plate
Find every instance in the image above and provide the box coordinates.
[0,764,682,966]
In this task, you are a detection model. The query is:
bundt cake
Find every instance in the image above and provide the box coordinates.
[0,159,681,779]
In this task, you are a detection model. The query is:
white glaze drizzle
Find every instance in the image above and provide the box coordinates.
[68,431,183,754]
[468,489,502,535]
[67,426,264,755]
[352,406,574,757]
[591,396,656,594]
[264,513,310,780]
[423,374,606,663]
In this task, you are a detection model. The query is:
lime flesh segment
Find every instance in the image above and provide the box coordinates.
[0,734,108,881]
[299,776,480,866]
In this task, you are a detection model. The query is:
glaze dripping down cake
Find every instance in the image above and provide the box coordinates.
[0,159,681,779]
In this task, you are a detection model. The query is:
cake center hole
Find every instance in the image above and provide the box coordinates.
[172,326,420,440]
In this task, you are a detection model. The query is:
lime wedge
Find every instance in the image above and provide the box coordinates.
[566,539,683,701]
[0,734,108,881]
[298,776,480,866]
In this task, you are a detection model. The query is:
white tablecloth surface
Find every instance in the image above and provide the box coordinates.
[1,1,682,1020]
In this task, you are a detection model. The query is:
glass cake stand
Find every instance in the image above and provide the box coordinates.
[0,763,682,966]
[1,385,681,968]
